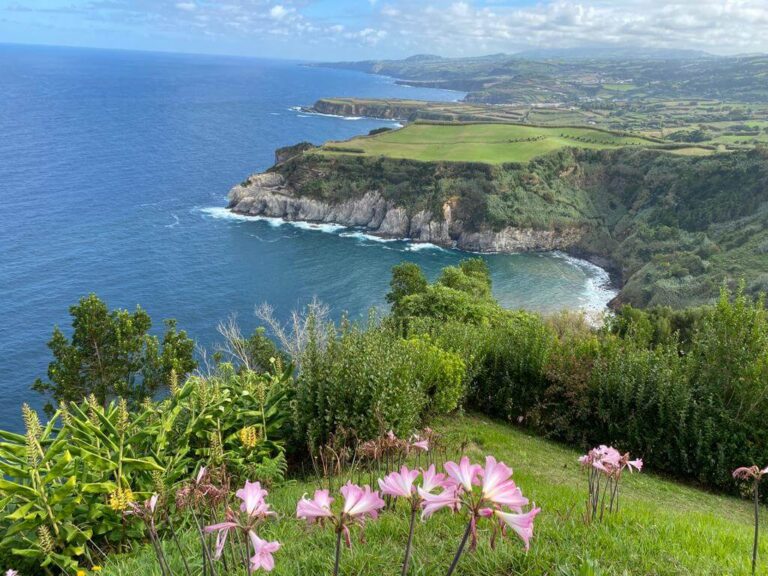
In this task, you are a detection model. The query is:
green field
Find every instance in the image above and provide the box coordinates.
[103,414,760,575]
[321,122,659,164]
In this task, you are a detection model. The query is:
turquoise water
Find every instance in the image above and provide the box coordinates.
[0,45,615,430]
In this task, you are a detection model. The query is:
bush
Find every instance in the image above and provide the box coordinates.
[291,319,465,449]
[0,366,291,572]
[392,261,768,497]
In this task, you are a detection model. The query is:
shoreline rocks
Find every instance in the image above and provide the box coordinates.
[228,172,587,254]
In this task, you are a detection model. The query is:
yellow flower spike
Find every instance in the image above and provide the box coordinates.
[108,485,135,511]
[238,425,259,449]
[93,567,102,572]
[77,571,86,576]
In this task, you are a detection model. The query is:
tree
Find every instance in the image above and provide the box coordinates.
[386,262,428,312]
[32,294,196,413]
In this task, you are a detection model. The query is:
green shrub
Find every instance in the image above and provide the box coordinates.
[469,312,555,422]
[0,366,291,572]
[291,320,464,449]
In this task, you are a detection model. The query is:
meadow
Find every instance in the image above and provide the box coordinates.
[320,122,659,164]
[101,414,760,576]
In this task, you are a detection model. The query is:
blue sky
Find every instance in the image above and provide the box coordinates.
[2,0,767,60]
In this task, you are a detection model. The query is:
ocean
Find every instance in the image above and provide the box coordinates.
[0,44,615,431]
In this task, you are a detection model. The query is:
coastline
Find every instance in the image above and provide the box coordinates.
[218,204,620,312]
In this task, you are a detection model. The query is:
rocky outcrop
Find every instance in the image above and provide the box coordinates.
[274,142,315,165]
[228,172,584,253]
[310,99,420,122]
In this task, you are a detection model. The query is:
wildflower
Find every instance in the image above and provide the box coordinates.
[341,482,385,521]
[412,439,429,451]
[77,571,86,576]
[579,445,643,521]
[169,368,180,396]
[436,456,537,575]
[733,464,768,575]
[296,489,335,523]
[108,486,135,512]
[296,482,384,576]
[5,569,18,576]
[249,531,280,572]
[480,456,528,511]
[37,525,55,554]
[205,510,239,559]
[378,466,419,498]
[236,480,273,518]
[479,506,541,550]
[239,425,259,449]
[205,480,278,570]
[444,456,482,492]
[418,485,460,519]
[92,567,102,572]
[733,465,768,481]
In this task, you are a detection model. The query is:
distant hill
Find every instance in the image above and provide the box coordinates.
[512,46,716,61]
[316,51,768,104]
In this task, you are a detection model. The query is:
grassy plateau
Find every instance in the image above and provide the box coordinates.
[321,122,663,164]
[102,414,761,576]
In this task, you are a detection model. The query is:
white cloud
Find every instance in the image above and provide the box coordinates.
[12,0,768,57]
[269,5,290,20]
[365,0,768,56]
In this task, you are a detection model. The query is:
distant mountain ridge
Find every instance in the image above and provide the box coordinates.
[316,50,768,104]
[512,46,716,60]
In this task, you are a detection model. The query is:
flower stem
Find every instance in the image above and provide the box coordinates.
[401,506,418,576]
[445,517,474,576]
[753,481,760,576]
[167,514,193,576]
[334,528,343,576]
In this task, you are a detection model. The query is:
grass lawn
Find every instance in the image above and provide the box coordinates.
[320,123,657,164]
[102,414,761,575]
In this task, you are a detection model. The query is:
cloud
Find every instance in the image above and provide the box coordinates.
[370,0,768,56]
[269,5,290,20]
[4,0,768,57]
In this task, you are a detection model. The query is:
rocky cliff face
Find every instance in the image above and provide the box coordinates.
[311,99,419,121]
[228,172,584,253]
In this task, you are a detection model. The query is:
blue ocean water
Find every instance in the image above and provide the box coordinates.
[0,45,615,431]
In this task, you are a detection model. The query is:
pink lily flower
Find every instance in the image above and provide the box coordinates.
[412,439,429,451]
[6,570,18,576]
[420,464,449,493]
[196,466,207,485]
[340,482,385,520]
[236,480,272,518]
[248,531,280,572]
[481,506,541,551]
[418,485,460,519]
[480,456,529,511]
[205,519,239,559]
[444,456,482,492]
[379,466,419,499]
[626,458,643,473]
[296,489,335,523]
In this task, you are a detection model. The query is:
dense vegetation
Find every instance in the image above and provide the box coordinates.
[275,144,768,308]
[4,260,768,573]
[383,260,768,494]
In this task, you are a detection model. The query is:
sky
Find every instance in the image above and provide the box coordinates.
[1,0,768,60]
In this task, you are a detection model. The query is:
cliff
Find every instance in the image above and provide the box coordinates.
[310,99,421,122]
[228,172,583,253]
[226,147,768,309]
